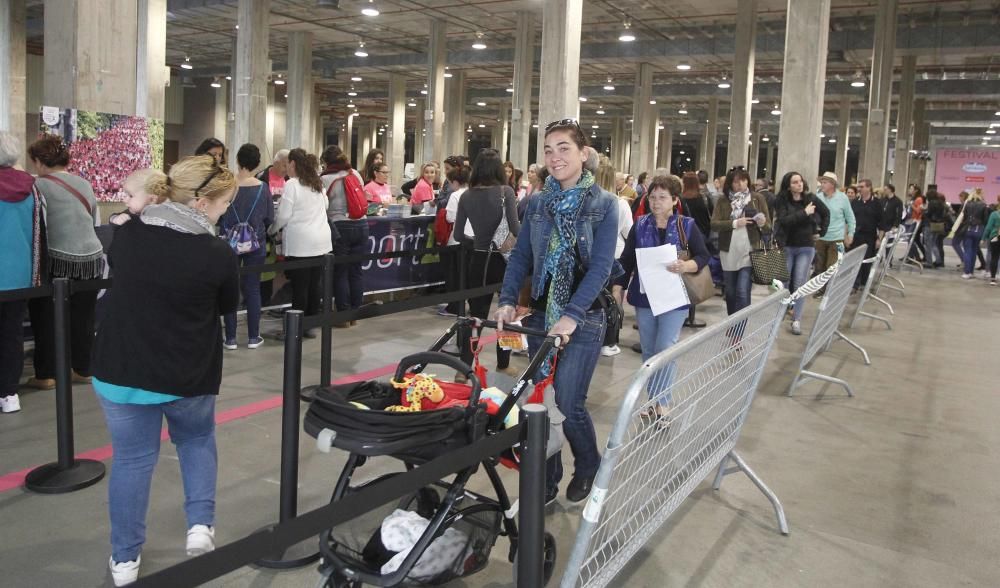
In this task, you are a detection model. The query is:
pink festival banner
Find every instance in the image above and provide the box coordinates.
[934,149,1000,203]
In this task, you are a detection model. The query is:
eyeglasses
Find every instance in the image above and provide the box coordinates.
[194,166,222,197]
[545,118,580,132]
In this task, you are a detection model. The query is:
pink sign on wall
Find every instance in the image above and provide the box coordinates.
[934,149,1000,203]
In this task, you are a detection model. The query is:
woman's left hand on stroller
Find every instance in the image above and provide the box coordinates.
[548,315,577,346]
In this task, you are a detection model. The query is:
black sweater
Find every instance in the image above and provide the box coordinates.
[772,192,830,247]
[454,185,520,251]
[91,220,239,397]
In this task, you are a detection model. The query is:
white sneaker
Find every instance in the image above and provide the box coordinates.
[790,320,802,336]
[186,524,215,556]
[223,339,237,350]
[961,273,973,279]
[109,555,140,586]
[247,336,264,349]
[0,394,20,413]
[601,345,621,357]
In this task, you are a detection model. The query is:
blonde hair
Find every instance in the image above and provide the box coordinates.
[969,188,984,202]
[124,168,170,204]
[165,155,236,205]
[595,155,616,192]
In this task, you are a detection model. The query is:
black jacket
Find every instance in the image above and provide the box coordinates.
[680,195,712,238]
[880,196,903,230]
[772,192,829,247]
[92,220,239,397]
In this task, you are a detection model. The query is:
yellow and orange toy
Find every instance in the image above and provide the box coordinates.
[386,373,446,412]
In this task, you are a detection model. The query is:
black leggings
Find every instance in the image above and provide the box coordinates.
[461,250,510,370]
[989,240,1000,279]
[28,288,98,379]
[0,300,27,397]
[285,256,324,317]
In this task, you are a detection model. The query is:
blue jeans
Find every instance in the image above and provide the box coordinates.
[635,306,686,406]
[333,220,370,311]
[523,309,605,493]
[962,229,983,274]
[98,394,218,563]
[784,246,815,321]
[722,266,753,315]
[223,249,266,342]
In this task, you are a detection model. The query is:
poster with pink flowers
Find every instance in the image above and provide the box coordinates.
[934,148,1000,203]
[39,106,164,203]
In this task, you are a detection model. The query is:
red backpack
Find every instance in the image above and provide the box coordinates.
[328,172,368,219]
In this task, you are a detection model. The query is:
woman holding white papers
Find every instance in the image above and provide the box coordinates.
[613,174,710,366]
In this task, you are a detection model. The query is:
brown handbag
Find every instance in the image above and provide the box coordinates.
[675,215,715,305]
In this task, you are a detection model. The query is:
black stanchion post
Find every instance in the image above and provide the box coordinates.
[517,404,550,587]
[301,254,335,403]
[256,310,320,569]
[684,305,706,329]
[25,278,106,493]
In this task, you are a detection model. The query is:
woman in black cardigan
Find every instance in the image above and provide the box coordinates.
[91,155,238,586]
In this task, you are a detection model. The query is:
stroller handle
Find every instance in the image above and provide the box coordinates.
[394,351,483,399]
[477,319,562,346]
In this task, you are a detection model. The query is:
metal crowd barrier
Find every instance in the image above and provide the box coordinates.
[786,246,869,397]
[875,226,907,297]
[560,289,790,588]
[848,229,899,331]
[898,220,924,274]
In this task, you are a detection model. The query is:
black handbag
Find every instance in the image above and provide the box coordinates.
[749,226,790,286]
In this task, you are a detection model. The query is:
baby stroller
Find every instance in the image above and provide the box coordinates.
[304,317,560,587]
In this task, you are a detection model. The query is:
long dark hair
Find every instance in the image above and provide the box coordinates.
[777,171,810,201]
[288,148,323,192]
[194,137,225,157]
[469,149,507,188]
[362,149,384,183]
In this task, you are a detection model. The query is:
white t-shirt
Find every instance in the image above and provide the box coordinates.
[445,187,472,245]
[615,197,633,258]
[272,178,332,257]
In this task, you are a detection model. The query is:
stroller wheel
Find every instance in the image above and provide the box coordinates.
[512,532,557,586]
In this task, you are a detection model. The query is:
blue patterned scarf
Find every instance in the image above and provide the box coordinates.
[537,170,594,373]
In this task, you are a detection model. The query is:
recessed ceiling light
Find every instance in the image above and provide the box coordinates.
[361,0,379,16]
[444,72,453,78]
[532,123,539,128]
[351,76,362,82]
[225,75,232,81]
[678,108,688,114]
[420,89,428,95]
[987,129,997,134]
[284,94,288,98]
[679,150,685,155]
[596,109,606,115]
[649,99,657,105]
[995,111,1000,116]
[718,76,731,89]
[750,98,759,104]
[680,130,687,135]
[851,80,866,88]
[604,78,615,91]
[181,56,193,70]
[676,62,691,71]
[210,80,221,88]
[407,102,416,107]
[579,96,588,102]
[762,136,770,142]
[506,87,514,93]
[828,138,837,143]
[771,105,781,115]
[347,103,355,108]
[355,42,368,57]
[274,79,285,85]
[478,123,486,128]
[476,101,486,106]
[820,133,826,138]
[619,22,635,42]
[472,32,487,50]
[657,125,664,130]
[592,124,599,129]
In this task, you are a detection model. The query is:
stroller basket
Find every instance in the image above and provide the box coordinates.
[322,474,503,587]
[304,379,486,462]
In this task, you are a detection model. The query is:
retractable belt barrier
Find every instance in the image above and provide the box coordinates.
[787,246,869,398]
[560,290,790,588]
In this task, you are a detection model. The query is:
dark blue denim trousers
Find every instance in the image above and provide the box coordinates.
[333,220,370,311]
[223,248,266,342]
[722,266,753,315]
[523,309,605,493]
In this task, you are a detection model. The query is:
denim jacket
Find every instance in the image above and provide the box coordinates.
[499,184,620,325]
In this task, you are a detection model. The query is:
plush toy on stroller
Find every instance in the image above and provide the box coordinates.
[304,317,561,587]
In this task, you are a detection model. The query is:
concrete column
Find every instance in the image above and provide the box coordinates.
[498,103,510,162]
[44,0,139,115]
[893,55,917,188]
[704,97,719,176]
[630,63,656,175]
[509,11,534,170]
[857,117,868,168]
[776,0,831,185]
[698,124,710,172]
[345,112,356,164]
[413,98,425,167]
[908,98,928,187]
[386,74,406,187]
[726,0,758,170]
[422,21,446,166]
[657,125,673,170]
[0,0,26,161]
[834,97,851,183]
[358,119,371,160]
[536,0,582,164]
[748,119,761,177]
[765,141,776,182]
[611,116,626,170]
[286,31,313,150]
[337,116,348,153]
[233,0,269,167]
[860,0,898,184]
[135,0,166,120]
[445,71,466,157]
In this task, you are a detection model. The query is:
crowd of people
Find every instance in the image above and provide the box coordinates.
[3,114,998,586]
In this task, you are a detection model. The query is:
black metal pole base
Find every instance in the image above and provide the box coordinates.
[299,384,324,403]
[684,318,707,329]
[253,527,320,569]
[24,459,105,494]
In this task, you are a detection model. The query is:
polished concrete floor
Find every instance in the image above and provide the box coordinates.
[1,253,998,588]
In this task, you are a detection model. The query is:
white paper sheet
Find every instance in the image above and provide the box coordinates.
[636,243,690,315]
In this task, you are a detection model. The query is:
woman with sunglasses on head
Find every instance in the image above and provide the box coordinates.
[710,166,770,315]
[495,118,620,506]
[91,155,239,586]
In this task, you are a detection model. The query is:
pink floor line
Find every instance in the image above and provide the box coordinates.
[0,336,499,494]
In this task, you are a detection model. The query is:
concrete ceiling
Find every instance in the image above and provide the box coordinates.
[25,0,1000,146]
